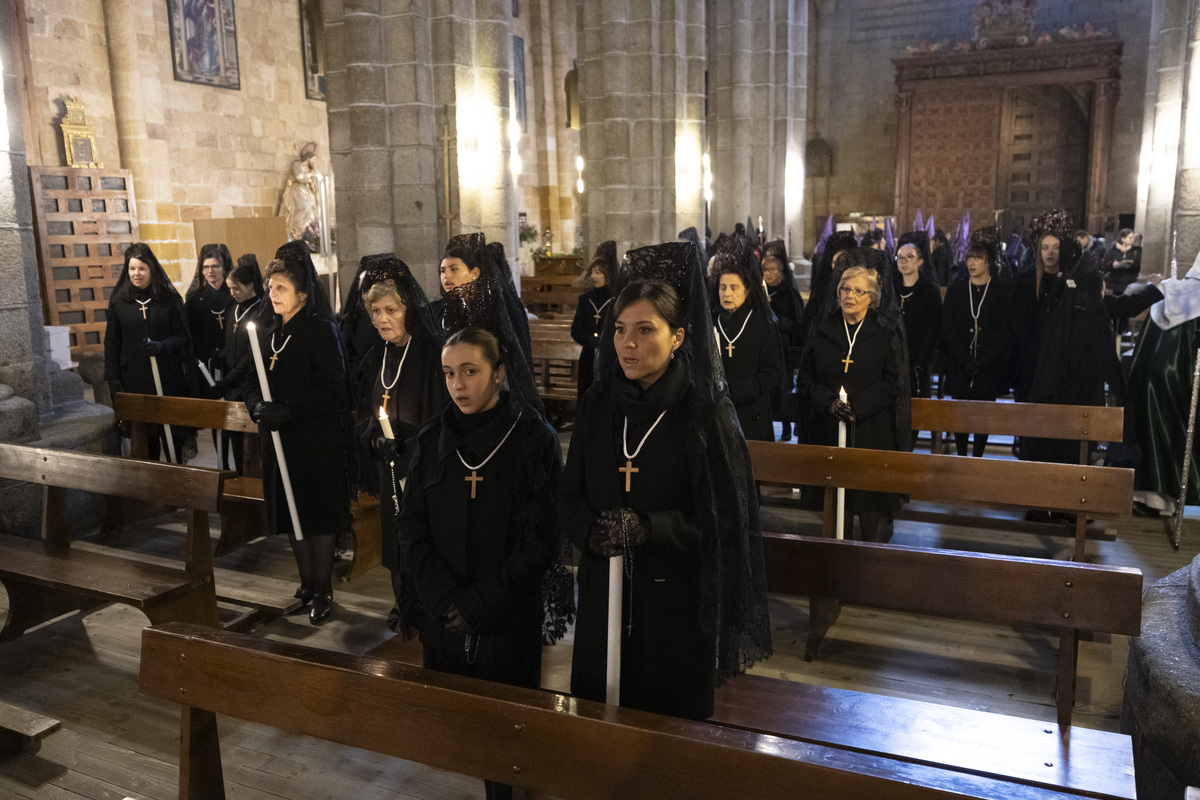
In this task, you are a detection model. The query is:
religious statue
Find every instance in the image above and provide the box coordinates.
[280,141,328,252]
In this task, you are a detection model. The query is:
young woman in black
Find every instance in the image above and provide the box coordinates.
[560,241,771,721]
[571,240,616,401]
[207,254,274,472]
[762,239,804,441]
[400,279,563,800]
[244,243,351,624]
[103,242,192,462]
[894,232,942,399]
[711,234,785,442]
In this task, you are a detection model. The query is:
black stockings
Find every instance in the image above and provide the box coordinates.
[857,511,894,543]
[289,532,335,595]
[954,432,989,458]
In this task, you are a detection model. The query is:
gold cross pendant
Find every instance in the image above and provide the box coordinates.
[619,459,638,492]
[465,470,483,499]
[725,341,735,358]
[269,353,279,371]
[842,355,853,373]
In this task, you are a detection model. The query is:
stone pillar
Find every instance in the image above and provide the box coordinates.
[102,0,179,278]
[706,0,807,251]
[1136,0,1195,272]
[1174,0,1200,269]
[577,0,705,259]
[383,1,439,290]
[0,0,47,424]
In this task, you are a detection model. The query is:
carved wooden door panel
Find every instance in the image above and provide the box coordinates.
[997,85,1088,234]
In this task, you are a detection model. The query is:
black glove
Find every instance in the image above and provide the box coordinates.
[588,508,651,558]
[966,359,981,377]
[828,398,856,422]
[249,401,290,430]
[443,603,475,634]
[143,339,163,357]
[107,379,124,398]
[374,435,398,464]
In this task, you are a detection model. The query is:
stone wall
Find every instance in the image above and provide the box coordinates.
[24,0,329,284]
[805,0,1151,249]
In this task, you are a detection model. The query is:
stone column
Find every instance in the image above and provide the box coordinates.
[706,0,806,250]
[1136,0,1194,272]
[0,0,46,426]
[1173,0,1200,269]
[577,0,705,259]
[102,0,179,277]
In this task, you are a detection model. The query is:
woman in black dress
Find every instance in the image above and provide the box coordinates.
[762,239,804,441]
[1102,228,1141,296]
[940,237,1014,457]
[560,241,772,721]
[571,241,617,402]
[801,263,906,541]
[712,235,785,441]
[353,257,446,639]
[400,278,563,800]
[894,232,942,399]
[185,243,233,376]
[208,254,274,473]
[244,242,351,624]
[103,242,192,462]
[1012,210,1079,403]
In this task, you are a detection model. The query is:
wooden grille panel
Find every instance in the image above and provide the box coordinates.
[31,166,139,360]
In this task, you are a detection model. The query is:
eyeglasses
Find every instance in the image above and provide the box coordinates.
[838,286,869,298]
[896,254,919,263]
[202,264,223,272]
[762,266,782,274]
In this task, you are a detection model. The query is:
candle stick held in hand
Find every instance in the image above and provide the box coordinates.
[245,322,304,541]
[836,386,847,540]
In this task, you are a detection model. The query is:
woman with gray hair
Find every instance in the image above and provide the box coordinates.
[799,264,904,541]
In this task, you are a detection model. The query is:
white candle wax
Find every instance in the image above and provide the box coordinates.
[378,407,395,440]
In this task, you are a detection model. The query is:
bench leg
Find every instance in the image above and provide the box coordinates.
[0,580,103,643]
[179,706,225,800]
[345,514,382,582]
[144,585,221,630]
[805,597,842,662]
[215,501,264,558]
[1055,627,1078,729]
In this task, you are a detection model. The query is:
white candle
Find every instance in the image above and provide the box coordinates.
[197,359,216,388]
[606,556,623,705]
[836,386,847,540]
[378,406,395,440]
[245,322,304,541]
[148,353,177,463]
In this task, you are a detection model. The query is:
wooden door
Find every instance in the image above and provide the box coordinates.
[997,85,1089,234]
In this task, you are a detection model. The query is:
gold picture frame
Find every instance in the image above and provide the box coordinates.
[60,97,101,169]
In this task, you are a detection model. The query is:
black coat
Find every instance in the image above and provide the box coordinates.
[103,291,191,397]
[186,284,233,369]
[243,305,351,536]
[218,296,274,401]
[715,303,785,442]
[940,277,1013,401]
[400,392,561,688]
[1011,270,1062,402]
[560,362,724,720]
[571,287,613,402]
[354,338,447,568]
[896,275,942,398]
[800,310,902,512]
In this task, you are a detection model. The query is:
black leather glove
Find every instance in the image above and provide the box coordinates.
[206,378,229,399]
[143,339,163,357]
[588,508,651,558]
[828,398,856,422]
[443,603,475,634]
[255,402,291,431]
[374,435,398,464]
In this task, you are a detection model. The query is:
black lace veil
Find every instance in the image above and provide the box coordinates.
[593,239,773,679]
[360,256,441,350]
[275,240,335,321]
[896,231,936,284]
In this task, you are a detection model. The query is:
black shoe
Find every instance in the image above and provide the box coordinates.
[294,586,314,608]
[1024,509,1053,523]
[310,593,333,624]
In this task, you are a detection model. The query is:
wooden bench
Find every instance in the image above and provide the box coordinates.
[140,621,1134,799]
[0,700,60,754]
[747,441,1140,727]
[911,398,1124,465]
[112,393,381,581]
[0,443,223,642]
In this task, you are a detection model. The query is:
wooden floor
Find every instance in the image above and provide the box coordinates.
[0,432,1195,799]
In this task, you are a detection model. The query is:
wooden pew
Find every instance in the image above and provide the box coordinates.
[527,319,581,422]
[140,621,1133,799]
[910,398,1124,465]
[0,443,223,641]
[747,441,1139,727]
[112,393,381,581]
